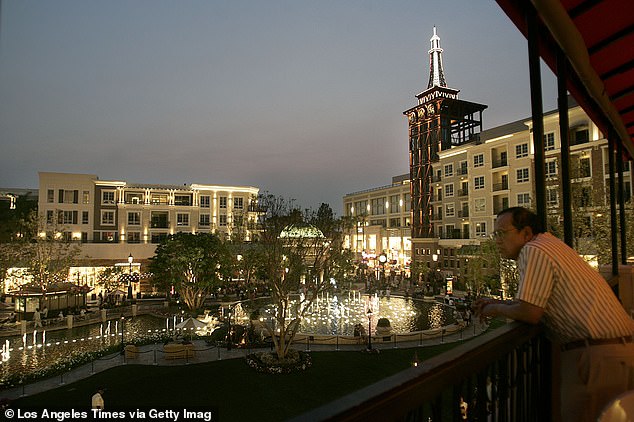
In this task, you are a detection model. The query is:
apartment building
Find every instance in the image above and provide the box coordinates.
[343,103,633,281]
[38,172,260,263]
[343,174,412,274]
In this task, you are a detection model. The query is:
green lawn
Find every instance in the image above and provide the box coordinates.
[12,344,458,421]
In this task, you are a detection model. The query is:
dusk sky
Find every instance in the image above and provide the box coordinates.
[0,1,557,214]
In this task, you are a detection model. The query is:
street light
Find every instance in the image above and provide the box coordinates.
[367,307,373,351]
[378,253,387,290]
[127,253,133,300]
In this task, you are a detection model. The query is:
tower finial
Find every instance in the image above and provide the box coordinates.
[427,26,447,89]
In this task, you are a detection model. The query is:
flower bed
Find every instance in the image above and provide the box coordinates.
[245,349,312,374]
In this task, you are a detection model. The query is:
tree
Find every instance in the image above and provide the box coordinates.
[463,239,516,298]
[95,267,124,301]
[20,211,80,288]
[149,233,233,311]
[254,194,350,360]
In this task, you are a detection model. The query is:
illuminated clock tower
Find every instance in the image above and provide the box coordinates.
[403,27,487,270]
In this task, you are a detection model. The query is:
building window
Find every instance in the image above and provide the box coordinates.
[515,143,529,158]
[517,168,530,183]
[444,184,454,198]
[200,195,210,208]
[219,214,227,226]
[389,217,401,227]
[517,193,531,207]
[474,176,485,190]
[199,214,210,227]
[578,186,593,207]
[127,212,141,226]
[82,191,90,204]
[444,164,453,178]
[545,160,558,178]
[150,211,169,228]
[475,222,487,237]
[47,189,55,203]
[371,198,385,215]
[151,193,169,205]
[125,192,143,204]
[101,210,115,226]
[544,132,555,151]
[389,195,399,212]
[459,161,468,175]
[127,232,141,244]
[63,190,76,204]
[474,198,486,213]
[579,157,591,178]
[404,194,411,212]
[572,127,589,145]
[176,213,190,226]
[65,211,78,224]
[102,191,116,205]
[234,197,244,209]
[445,203,455,217]
[82,211,89,225]
[46,210,54,224]
[151,233,168,244]
[473,154,484,168]
[547,188,559,206]
[174,195,192,206]
[219,197,227,209]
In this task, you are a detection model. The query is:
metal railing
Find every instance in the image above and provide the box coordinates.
[292,322,553,422]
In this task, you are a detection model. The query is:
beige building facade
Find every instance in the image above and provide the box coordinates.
[38,172,260,263]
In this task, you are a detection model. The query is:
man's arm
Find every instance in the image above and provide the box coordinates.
[474,299,544,325]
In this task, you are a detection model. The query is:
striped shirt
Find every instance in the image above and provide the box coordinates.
[516,233,634,344]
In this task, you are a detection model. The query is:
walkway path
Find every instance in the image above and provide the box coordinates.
[0,320,488,402]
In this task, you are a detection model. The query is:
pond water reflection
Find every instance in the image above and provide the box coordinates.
[237,293,454,336]
[0,315,169,387]
[0,295,453,388]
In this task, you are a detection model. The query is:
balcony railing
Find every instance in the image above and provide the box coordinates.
[493,182,509,192]
[492,157,508,168]
[292,322,552,422]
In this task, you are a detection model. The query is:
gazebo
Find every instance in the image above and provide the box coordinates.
[8,282,92,320]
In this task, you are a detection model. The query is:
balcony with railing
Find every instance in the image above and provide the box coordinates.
[493,181,509,192]
[492,157,508,168]
[293,322,553,422]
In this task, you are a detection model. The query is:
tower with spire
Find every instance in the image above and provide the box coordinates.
[427,27,447,89]
[403,28,487,265]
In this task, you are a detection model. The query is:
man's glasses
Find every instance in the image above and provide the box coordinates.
[490,228,517,239]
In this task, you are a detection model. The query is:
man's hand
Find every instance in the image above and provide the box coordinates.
[472,298,499,323]
[472,298,544,325]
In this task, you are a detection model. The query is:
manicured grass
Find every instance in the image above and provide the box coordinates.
[12,343,458,421]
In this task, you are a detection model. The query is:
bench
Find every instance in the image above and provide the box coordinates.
[163,343,195,360]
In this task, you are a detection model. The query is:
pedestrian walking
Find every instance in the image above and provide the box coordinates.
[33,308,42,328]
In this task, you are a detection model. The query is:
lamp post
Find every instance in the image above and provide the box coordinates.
[378,253,387,290]
[127,253,133,300]
[431,252,439,295]
[367,307,373,351]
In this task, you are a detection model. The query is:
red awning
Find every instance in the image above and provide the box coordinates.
[496,0,634,159]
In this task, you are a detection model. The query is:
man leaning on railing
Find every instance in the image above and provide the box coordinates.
[473,207,634,422]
